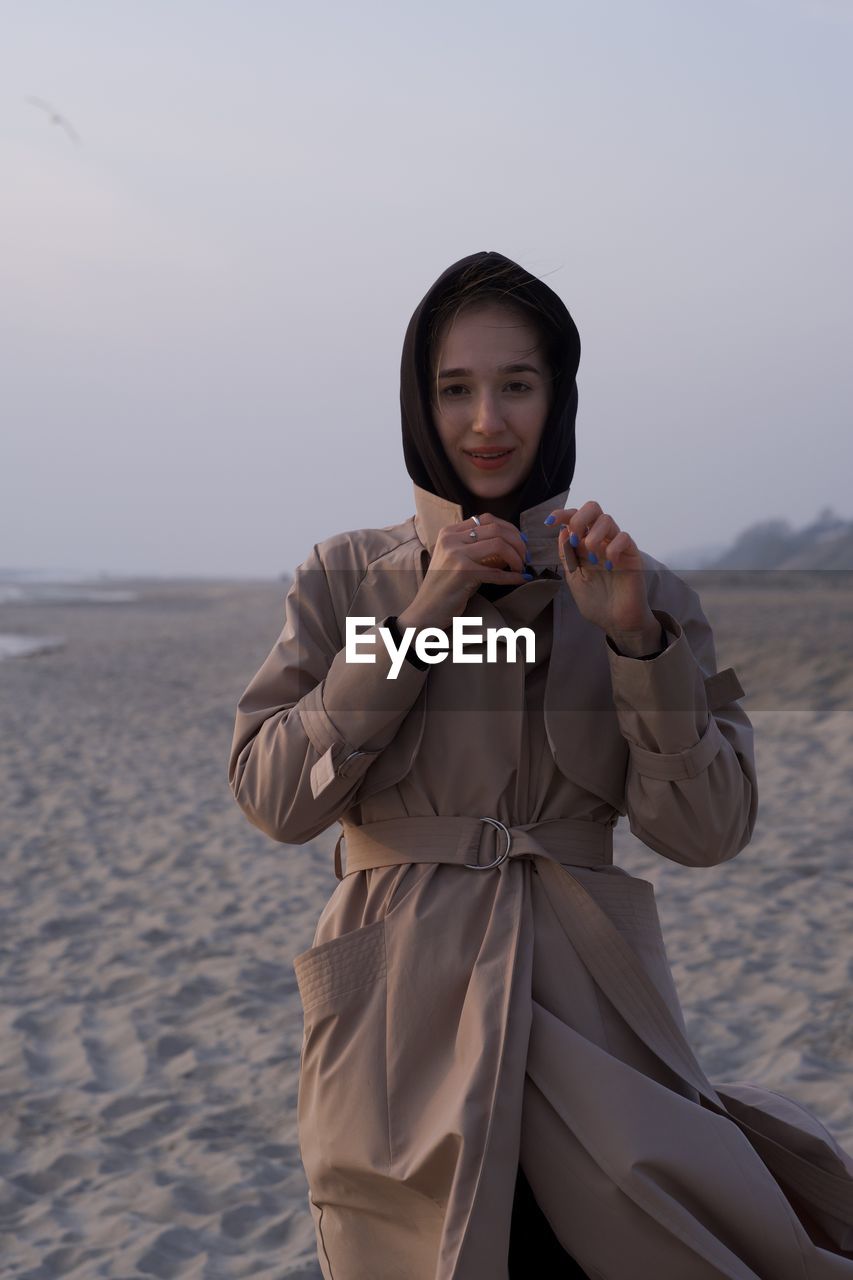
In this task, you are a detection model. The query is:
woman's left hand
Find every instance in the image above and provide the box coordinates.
[546,500,659,644]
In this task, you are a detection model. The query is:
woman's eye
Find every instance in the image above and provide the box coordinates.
[441,382,531,398]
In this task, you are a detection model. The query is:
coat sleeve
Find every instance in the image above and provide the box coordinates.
[228,544,429,845]
[605,577,758,868]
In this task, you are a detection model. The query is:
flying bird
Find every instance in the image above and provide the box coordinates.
[26,96,80,144]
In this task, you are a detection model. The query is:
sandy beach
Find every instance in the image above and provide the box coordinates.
[1,572,851,1277]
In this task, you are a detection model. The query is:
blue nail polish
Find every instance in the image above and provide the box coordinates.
[520,532,529,542]
[543,514,555,525]
[605,559,613,571]
[569,532,579,547]
[588,552,598,565]
[522,571,533,581]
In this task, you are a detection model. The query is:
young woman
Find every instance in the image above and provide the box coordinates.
[229,251,853,1279]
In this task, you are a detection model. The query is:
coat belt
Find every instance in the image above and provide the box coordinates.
[330,814,853,1227]
[335,814,613,879]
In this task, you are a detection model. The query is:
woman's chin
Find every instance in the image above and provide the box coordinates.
[468,471,526,500]
[462,458,517,487]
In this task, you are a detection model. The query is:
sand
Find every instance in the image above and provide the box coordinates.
[1,572,851,1276]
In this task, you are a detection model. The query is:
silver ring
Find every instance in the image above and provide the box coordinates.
[469,529,478,540]
[470,515,481,525]
[465,817,512,869]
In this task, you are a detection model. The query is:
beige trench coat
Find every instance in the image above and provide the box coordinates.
[229,483,853,1279]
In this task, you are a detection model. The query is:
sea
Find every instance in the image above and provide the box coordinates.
[0,567,139,661]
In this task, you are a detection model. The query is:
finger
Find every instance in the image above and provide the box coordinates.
[557,526,580,576]
[544,508,579,570]
[477,563,530,583]
[544,506,577,529]
[479,509,525,555]
[560,525,599,579]
[473,512,529,565]
[441,554,529,587]
[471,552,530,582]
[547,502,599,550]
[603,529,638,570]
[582,513,619,565]
[462,534,525,574]
[566,500,603,544]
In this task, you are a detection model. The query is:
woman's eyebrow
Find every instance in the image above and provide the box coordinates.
[438,362,542,378]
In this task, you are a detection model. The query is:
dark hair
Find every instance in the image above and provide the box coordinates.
[426,257,564,410]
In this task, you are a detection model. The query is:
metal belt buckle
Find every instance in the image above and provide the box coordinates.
[465,817,512,869]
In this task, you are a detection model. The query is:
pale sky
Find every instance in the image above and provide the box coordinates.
[2,0,851,578]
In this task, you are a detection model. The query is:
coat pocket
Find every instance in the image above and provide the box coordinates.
[293,916,387,1017]
[589,867,693,1045]
[293,918,392,1190]
[583,866,665,958]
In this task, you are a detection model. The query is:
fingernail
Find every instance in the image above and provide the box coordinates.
[522,572,533,581]
[543,514,555,525]
[588,552,598,565]
[605,559,613,571]
[569,532,579,547]
[520,532,529,542]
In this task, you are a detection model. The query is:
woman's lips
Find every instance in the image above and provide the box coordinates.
[464,448,516,470]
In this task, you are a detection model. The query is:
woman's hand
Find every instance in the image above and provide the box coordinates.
[545,500,661,651]
[399,513,529,634]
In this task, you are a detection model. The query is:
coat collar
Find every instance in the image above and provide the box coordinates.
[412,482,569,570]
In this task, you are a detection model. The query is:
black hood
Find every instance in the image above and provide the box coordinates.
[400,249,581,532]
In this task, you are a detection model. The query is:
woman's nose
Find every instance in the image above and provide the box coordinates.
[472,392,504,432]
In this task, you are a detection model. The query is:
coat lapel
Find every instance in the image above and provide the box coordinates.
[411,482,630,812]
[544,588,629,812]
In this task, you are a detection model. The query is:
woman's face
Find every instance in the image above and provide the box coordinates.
[431,303,552,517]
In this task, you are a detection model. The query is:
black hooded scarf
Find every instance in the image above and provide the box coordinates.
[399,250,582,600]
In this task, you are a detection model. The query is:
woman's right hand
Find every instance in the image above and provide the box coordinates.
[398,513,530,635]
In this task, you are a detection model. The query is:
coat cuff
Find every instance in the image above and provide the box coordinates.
[298,613,429,798]
[607,607,721,771]
[625,715,725,780]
